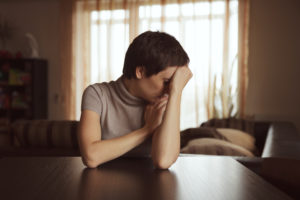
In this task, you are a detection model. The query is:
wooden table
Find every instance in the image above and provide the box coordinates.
[0,156,293,200]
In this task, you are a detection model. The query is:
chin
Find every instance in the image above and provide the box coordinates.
[148,99,156,104]
[144,95,161,103]
[147,97,158,103]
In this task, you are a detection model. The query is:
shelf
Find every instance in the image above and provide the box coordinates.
[0,84,28,88]
[0,108,29,112]
[0,58,47,121]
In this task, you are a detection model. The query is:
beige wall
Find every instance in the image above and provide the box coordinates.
[0,0,62,120]
[247,0,300,132]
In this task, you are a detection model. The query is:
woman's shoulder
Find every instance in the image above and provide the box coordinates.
[81,81,117,115]
[84,79,119,99]
[85,81,110,94]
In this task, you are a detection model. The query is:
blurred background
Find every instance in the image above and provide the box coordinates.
[0,0,299,132]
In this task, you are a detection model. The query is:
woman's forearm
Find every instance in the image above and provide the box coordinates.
[151,91,181,169]
[83,127,150,168]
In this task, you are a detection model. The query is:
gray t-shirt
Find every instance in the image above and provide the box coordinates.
[81,76,151,156]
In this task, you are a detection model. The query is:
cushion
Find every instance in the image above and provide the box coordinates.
[12,120,79,149]
[216,128,257,153]
[201,117,255,135]
[180,138,254,157]
[180,127,229,148]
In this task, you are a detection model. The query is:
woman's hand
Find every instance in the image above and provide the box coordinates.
[143,95,169,133]
[169,66,193,95]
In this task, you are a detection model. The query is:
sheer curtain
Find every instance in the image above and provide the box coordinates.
[63,0,249,130]
[59,0,76,120]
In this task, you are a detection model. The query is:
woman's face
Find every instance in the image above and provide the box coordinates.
[137,66,177,103]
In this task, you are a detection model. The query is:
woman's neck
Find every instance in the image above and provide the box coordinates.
[122,77,140,98]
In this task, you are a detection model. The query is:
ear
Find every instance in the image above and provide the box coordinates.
[135,66,145,79]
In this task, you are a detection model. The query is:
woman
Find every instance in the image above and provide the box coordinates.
[78,31,193,169]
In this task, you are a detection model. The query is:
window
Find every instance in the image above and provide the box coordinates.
[89,0,238,130]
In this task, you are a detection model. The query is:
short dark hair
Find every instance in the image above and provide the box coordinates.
[122,31,190,79]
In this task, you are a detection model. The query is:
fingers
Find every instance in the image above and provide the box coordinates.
[144,96,168,132]
[155,98,168,110]
[151,95,168,109]
[158,103,167,116]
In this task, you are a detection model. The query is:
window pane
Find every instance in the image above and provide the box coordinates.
[139,5,162,18]
[181,3,194,17]
[165,4,179,17]
[91,9,129,82]
[194,2,210,16]
[211,1,225,15]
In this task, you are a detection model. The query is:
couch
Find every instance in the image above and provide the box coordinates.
[1,118,299,159]
[0,120,80,157]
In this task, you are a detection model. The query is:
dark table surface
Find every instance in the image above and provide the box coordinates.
[0,156,293,200]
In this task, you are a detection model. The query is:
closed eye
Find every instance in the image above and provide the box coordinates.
[164,79,170,85]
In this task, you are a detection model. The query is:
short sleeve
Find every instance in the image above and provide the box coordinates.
[81,85,103,116]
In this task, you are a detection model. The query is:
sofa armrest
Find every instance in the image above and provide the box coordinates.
[252,121,270,155]
[235,157,263,175]
[262,122,300,159]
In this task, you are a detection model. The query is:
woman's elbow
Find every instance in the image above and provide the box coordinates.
[153,157,176,170]
[152,151,179,169]
[84,158,99,168]
[155,162,172,170]
[81,152,101,168]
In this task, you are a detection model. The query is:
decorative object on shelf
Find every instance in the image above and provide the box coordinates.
[25,33,39,58]
[0,88,10,109]
[8,68,31,85]
[15,51,23,59]
[0,50,13,59]
[11,91,28,109]
[0,62,9,83]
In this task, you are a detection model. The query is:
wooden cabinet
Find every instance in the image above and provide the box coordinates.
[0,59,47,121]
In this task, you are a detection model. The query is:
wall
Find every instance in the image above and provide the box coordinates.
[0,0,62,119]
[247,0,300,132]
